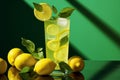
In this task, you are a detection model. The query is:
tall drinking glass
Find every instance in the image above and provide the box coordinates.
[44,17,70,70]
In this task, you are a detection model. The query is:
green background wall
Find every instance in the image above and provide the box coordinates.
[22,0,120,60]
[0,0,120,60]
[0,0,120,80]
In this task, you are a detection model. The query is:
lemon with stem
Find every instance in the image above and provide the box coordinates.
[68,56,84,72]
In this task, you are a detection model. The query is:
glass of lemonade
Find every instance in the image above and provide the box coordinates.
[44,17,70,70]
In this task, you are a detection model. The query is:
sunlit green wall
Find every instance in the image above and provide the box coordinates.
[24,0,120,60]
[0,0,120,61]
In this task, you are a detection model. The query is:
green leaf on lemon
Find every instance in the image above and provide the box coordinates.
[58,7,75,18]
[21,37,35,53]
[33,2,43,12]
[20,66,31,73]
[21,37,44,59]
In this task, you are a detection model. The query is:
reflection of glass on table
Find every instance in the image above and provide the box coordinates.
[44,17,70,70]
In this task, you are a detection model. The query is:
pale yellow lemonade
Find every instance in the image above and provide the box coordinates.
[44,18,70,69]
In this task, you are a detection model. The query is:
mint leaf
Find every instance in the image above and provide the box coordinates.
[58,7,75,18]
[21,38,35,53]
[20,66,31,73]
[60,35,69,46]
[52,5,58,14]
[33,2,43,12]
[59,61,73,74]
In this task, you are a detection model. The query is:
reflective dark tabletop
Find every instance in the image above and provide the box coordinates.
[0,60,120,80]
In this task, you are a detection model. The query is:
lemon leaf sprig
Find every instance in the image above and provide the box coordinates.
[59,62,73,75]
[58,7,75,18]
[21,37,44,60]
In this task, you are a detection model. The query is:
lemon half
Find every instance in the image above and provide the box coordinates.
[34,3,52,21]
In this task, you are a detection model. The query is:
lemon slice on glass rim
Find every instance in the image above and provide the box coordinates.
[34,3,52,21]
[54,45,68,62]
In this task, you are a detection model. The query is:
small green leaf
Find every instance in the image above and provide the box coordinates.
[32,52,40,59]
[20,66,31,73]
[38,51,44,59]
[21,37,35,53]
[33,2,43,12]
[37,47,43,52]
[59,61,73,74]
[60,35,69,46]
[52,5,58,14]
[58,7,75,18]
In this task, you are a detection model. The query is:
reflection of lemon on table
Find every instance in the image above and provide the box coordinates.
[34,58,56,75]
[35,75,54,80]
[68,56,84,72]
[14,53,37,71]
[46,24,59,35]
[8,66,22,80]
[54,45,68,62]
[34,3,52,21]
[47,40,60,51]
[0,58,7,74]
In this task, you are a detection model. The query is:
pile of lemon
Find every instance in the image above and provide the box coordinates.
[7,48,56,79]
[7,48,84,79]
[0,2,84,80]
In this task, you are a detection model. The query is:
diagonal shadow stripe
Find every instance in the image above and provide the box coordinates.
[67,0,120,47]
[89,61,120,80]
[69,42,89,60]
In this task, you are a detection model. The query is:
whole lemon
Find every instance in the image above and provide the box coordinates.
[14,53,37,70]
[34,58,56,75]
[0,58,7,74]
[8,48,23,66]
[8,66,22,80]
[68,56,84,72]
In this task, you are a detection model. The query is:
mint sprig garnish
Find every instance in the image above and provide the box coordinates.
[58,7,75,18]
[21,37,44,60]
[33,2,43,12]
